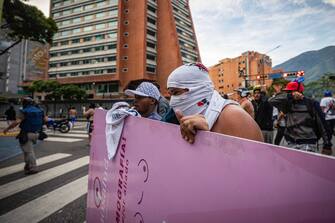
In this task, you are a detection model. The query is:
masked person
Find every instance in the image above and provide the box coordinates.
[3,97,45,174]
[269,81,332,155]
[166,63,263,144]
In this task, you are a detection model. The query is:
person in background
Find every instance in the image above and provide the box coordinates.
[252,86,274,144]
[3,97,46,174]
[234,87,254,118]
[83,103,96,143]
[5,105,16,126]
[68,106,77,128]
[125,82,162,120]
[269,81,332,155]
[320,90,335,140]
[153,82,170,117]
[166,63,263,144]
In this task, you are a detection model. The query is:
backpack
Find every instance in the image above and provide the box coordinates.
[19,105,44,133]
[305,98,325,140]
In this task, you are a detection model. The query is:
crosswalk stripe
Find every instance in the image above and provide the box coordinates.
[0,153,71,178]
[46,133,88,138]
[0,156,89,200]
[0,175,88,223]
[44,137,84,142]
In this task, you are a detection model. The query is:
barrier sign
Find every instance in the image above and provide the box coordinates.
[87,109,335,223]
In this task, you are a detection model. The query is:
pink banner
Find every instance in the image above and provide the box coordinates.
[87,109,335,223]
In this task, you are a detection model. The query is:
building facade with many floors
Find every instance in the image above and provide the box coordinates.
[209,51,273,96]
[49,0,200,98]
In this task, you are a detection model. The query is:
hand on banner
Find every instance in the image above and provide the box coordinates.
[175,110,209,144]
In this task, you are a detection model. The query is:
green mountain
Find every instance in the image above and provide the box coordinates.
[273,46,335,83]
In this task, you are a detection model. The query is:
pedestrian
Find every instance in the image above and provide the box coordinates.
[83,103,95,143]
[3,97,45,175]
[5,105,16,126]
[68,106,77,128]
[320,90,335,140]
[269,81,332,155]
[234,87,254,118]
[166,63,263,144]
[252,86,274,144]
[125,82,162,120]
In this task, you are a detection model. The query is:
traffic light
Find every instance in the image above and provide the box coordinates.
[282,70,304,78]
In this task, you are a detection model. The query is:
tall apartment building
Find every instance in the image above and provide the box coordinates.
[209,51,273,96]
[49,0,200,98]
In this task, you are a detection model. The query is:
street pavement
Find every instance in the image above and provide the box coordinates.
[0,121,89,223]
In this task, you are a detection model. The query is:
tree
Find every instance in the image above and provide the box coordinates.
[1,0,58,55]
[29,80,87,101]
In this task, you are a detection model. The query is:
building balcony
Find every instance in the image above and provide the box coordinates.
[50,49,117,62]
[50,38,117,52]
[48,61,117,73]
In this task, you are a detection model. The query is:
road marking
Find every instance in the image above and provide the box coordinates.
[0,175,88,223]
[0,153,71,178]
[68,130,88,134]
[46,133,88,138]
[0,156,89,200]
[44,137,84,142]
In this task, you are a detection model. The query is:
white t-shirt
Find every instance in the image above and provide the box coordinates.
[320,97,335,120]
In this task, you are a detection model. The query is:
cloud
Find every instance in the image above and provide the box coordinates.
[190,0,335,66]
[322,0,335,6]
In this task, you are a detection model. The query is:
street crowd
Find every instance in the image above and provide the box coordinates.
[2,62,335,175]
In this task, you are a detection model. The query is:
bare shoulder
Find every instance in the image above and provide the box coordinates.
[212,104,263,142]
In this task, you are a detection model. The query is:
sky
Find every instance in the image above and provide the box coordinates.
[27,0,335,67]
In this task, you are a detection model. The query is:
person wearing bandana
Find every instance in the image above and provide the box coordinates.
[166,63,263,144]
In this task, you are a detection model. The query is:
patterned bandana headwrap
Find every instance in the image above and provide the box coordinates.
[167,63,214,116]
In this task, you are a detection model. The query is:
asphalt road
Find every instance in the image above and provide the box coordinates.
[0,122,89,223]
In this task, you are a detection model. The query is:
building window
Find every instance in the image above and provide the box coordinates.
[84,26,93,32]
[52,42,58,47]
[95,34,105,40]
[73,28,81,34]
[146,66,156,73]
[83,48,91,53]
[107,56,117,61]
[84,15,94,21]
[147,29,156,37]
[147,5,156,13]
[60,51,68,56]
[96,12,105,18]
[72,39,80,44]
[70,72,79,76]
[124,9,129,13]
[71,61,80,65]
[73,7,82,13]
[146,54,156,60]
[123,44,128,48]
[122,68,128,72]
[83,59,90,64]
[108,44,117,49]
[72,18,81,23]
[60,62,68,67]
[147,17,156,25]
[147,42,156,49]
[124,20,129,25]
[49,63,57,68]
[95,23,106,30]
[61,41,68,46]
[83,36,92,42]
[124,32,129,37]
[49,73,57,78]
[82,71,90,75]
[123,56,128,60]
[107,68,117,73]
[95,46,104,51]
[94,70,104,74]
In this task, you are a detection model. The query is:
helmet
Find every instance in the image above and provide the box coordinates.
[324,90,332,97]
